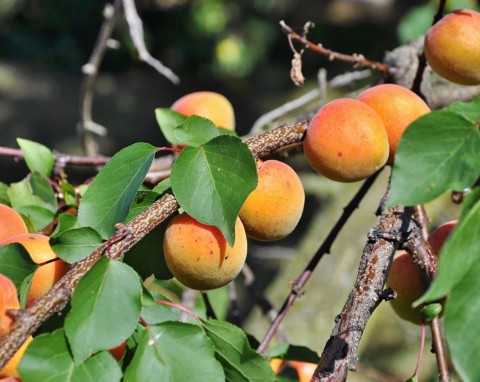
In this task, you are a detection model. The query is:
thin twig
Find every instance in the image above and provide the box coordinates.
[122,0,179,84]
[79,0,123,157]
[257,170,381,355]
[280,20,389,75]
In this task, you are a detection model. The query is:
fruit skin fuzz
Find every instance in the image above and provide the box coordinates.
[424,9,480,85]
[163,214,247,290]
[304,98,389,182]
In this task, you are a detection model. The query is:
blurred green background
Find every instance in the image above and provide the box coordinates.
[0,0,472,380]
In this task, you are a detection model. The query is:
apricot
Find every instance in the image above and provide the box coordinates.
[424,9,480,85]
[428,219,457,255]
[239,160,304,241]
[357,84,430,163]
[163,214,247,290]
[0,233,57,264]
[0,274,20,336]
[26,259,69,307]
[0,205,28,243]
[303,98,389,182]
[108,341,127,361]
[0,336,32,378]
[171,91,235,131]
[288,361,317,382]
[386,251,429,325]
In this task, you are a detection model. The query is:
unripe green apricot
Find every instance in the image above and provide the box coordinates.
[163,214,247,290]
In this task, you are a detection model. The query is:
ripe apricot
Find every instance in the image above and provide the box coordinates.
[288,361,317,382]
[163,214,247,290]
[424,9,480,85]
[0,274,20,336]
[0,233,57,264]
[26,259,69,307]
[239,160,304,241]
[428,219,457,255]
[386,251,429,325]
[171,91,235,131]
[0,205,28,243]
[303,98,389,182]
[357,84,430,163]
[0,336,32,378]
[108,341,127,361]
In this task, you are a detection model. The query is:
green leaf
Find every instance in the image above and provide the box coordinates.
[155,108,187,145]
[416,192,480,305]
[151,178,171,194]
[64,257,142,364]
[268,343,320,363]
[444,256,480,382]
[170,135,257,246]
[202,318,276,382]
[125,191,160,223]
[52,227,102,263]
[77,143,157,239]
[17,138,55,177]
[8,174,57,213]
[16,206,55,232]
[174,115,220,146]
[195,286,229,320]
[51,213,78,238]
[140,291,179,325]
[124,322,224,382]
[60,180,78,207]
[0,244,36,289]
[19,328,122,382]
[0,182,9,205]
[19,272,34,308]
[389,106,480,206]
[397,3,435,44]
[124,218,173,280]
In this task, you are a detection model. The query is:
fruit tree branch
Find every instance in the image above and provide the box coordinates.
[279,20,389,80]
[0,121,309,369]
[311,205,415,381]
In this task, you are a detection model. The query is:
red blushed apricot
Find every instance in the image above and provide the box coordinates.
[357,84,430,163]
[428,219,458,255]
[108,341,127,361]
[0,336,32,378]
[288,361,317,382]
[26,259,69,307]
[239,160,305,241]
[303,98,389,182]
[171,91,235,131]
[163,214,247,290]
[0,274,20,336]
[386,251,429,325]
[424,9,480,85]
[0,205,28,243]
[0,233,57,264]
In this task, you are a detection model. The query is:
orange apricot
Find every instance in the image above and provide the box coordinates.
[239,160,304,241]
[171,91,235,131]
[424,9,480,85]
[0,274,20,336]
[288,361,317,382]
[357,84,430,163]
[26,259,69,307]
[0,205,28,243]
[428,219,458,255]
[0,336,32,378]
[303,98,389,182]
[386,251,429,325]
[163,214,247,290]
[0,233,57,264]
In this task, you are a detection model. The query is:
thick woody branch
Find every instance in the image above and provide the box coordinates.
[0,122,308,369]
[312,205,415,381]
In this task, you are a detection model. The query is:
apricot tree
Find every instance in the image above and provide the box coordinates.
[0,1,479,382]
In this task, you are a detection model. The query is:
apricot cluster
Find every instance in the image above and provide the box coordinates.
[0,204,71,378]
[424,9,480,85]
[386,220,457,325]
[163,92,306,290]
[304,84,430,181]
